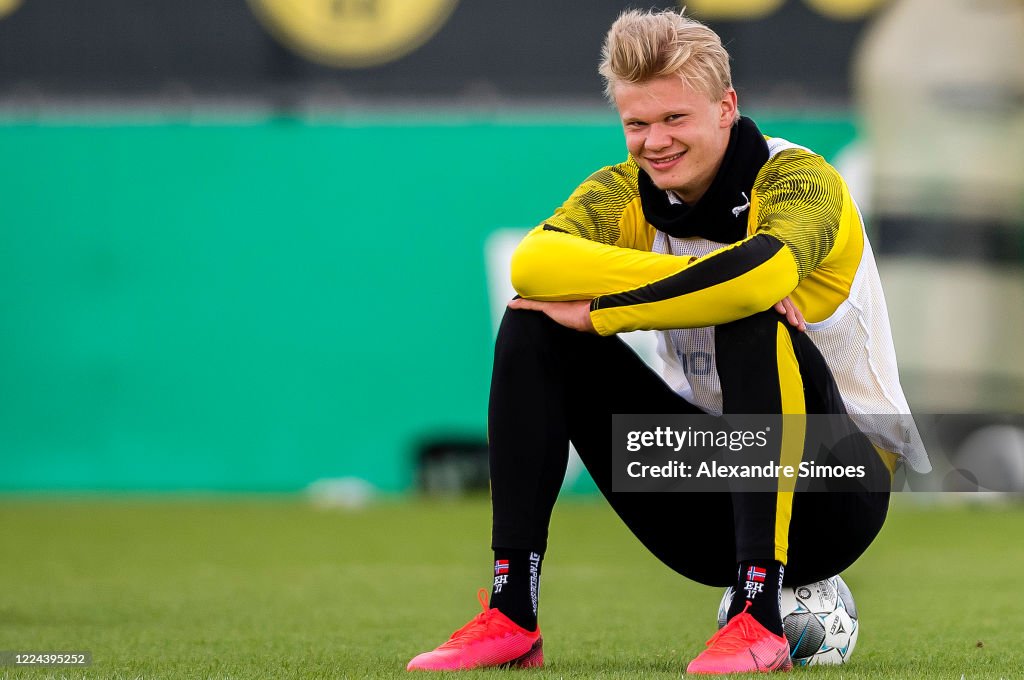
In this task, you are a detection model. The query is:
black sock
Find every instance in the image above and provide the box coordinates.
[488,549,542,631]
[727,560,784,636]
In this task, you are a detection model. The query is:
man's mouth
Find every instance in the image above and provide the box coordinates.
[646,151,685,170]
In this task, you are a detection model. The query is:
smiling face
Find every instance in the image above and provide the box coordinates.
[614,75,737,204]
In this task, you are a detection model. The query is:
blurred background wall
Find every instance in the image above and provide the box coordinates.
[1,0,1021,493]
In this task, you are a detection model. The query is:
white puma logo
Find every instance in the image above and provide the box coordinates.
[731,192,750,218]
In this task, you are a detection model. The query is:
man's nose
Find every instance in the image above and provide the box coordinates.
[645,123,672,151]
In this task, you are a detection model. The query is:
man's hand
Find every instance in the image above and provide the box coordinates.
[507,298,596,333]
[774,296,806,332]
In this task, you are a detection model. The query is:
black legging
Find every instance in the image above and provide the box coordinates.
[488,307,890,586]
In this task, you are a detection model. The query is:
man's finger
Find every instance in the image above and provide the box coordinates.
[508,298,542,311]
[786,299,806,332]
[775,297,806,332]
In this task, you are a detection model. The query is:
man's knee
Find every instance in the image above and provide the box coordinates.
[715,309,787,359]
[496,307,563,348]
[493,307,583,366]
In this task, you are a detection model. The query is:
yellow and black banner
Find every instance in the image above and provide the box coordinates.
[0,0,885,104]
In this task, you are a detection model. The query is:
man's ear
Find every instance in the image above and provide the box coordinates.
[720,89,738,127]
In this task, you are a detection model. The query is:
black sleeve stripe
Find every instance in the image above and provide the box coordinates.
[592,234,785,311]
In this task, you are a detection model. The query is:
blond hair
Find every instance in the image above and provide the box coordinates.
[599,9,734,104]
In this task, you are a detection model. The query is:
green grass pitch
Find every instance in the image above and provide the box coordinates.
[1,495,1021,679]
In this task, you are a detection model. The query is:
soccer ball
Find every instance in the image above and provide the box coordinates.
[716,575,859,666]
